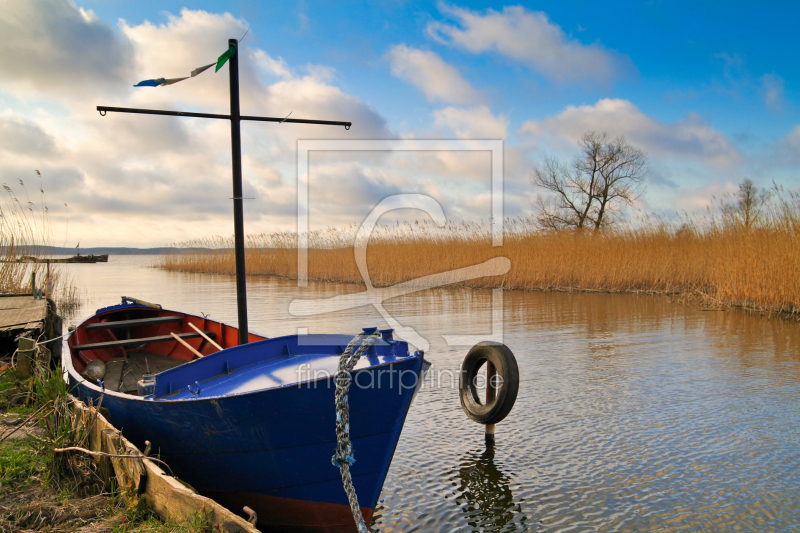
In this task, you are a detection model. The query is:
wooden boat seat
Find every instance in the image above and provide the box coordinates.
[73,330,215,351]
[85,316,184,331]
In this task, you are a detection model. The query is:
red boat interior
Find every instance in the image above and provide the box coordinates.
[68,307,266,395]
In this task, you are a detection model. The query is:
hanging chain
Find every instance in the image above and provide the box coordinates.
[331,332,381,533]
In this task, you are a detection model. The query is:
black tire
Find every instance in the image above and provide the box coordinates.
[459,341,519,425]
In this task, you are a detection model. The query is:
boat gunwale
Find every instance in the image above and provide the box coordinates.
[64,305,421,404]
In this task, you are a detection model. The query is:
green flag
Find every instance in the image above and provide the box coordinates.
[215,45,236,72]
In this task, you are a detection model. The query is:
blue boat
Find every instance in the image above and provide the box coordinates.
[64,298,430,532]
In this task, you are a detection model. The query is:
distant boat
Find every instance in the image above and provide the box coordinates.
[79,253,108,263]
[65,298,429,532]
[59,253,109,263]
[10,254,109,263]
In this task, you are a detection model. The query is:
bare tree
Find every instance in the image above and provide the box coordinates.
[531,131,648,230]
[723,178,771,228]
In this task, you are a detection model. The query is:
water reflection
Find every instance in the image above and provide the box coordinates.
[453,442,526,532]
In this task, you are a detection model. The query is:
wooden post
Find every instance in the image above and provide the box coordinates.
[95,37,351,349]
[228,38,249,346]
[486,361,496,441]
[16,337,36,378]
[45,260,52,298]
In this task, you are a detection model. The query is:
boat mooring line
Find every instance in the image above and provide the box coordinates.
[53,446,174,477]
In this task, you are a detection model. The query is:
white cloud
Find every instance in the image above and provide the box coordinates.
[0,115,58,156]
[760,73,785,111]
[427,4,634,85]
[0,0,134,100]
[519,98,741,166]
[253,54,291,80]
[672,181,738,212]
[787,125,800,146]
[432,106,508,139]
[120,8,252,110]
[0,3,396,246]
[761,124,800,169]
[387,44,482,105]
[259,75,389,140]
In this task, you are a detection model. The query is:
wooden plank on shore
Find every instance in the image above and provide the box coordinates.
[101,428,146,492]
[0,306,47,329]
[69,397,258,533]
[0,295,48,311]
[142,459,251,533]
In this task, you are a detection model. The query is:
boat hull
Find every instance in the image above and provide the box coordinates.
[206,491,373,533]
[65,304,425,532]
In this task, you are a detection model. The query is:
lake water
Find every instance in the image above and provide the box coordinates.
[62,256,800,532]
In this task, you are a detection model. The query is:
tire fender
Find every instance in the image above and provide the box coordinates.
[459,341,519,425]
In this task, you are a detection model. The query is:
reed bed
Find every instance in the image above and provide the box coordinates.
[158,187,800,315]
[1,179,79,314]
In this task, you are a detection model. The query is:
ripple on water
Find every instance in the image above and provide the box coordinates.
[374,292,800,532]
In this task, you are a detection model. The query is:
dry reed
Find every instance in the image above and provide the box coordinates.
[1,179,79,314]
[158,186,800,315]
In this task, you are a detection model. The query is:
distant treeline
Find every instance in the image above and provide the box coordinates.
[0,246,217,256]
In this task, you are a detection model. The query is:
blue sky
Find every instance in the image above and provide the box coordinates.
[1,1,798,246]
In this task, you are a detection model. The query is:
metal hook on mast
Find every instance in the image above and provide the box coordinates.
[99,109,107,116]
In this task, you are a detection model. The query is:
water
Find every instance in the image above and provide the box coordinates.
[63,256,800,532]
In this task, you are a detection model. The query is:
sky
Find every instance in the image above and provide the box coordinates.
[1,0,798,247]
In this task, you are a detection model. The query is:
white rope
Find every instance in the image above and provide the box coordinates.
[35,333,65,346]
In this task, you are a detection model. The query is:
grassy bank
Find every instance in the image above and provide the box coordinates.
[158,187,800,316]
[0,360,212,532]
